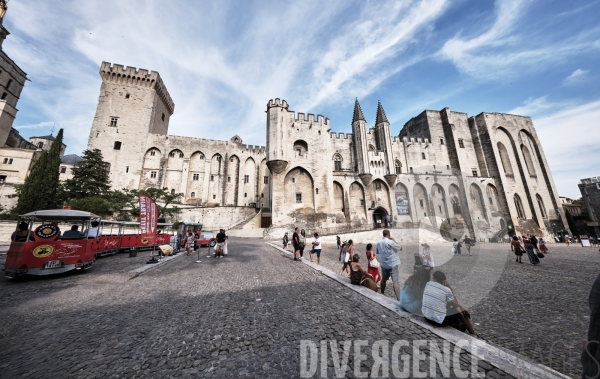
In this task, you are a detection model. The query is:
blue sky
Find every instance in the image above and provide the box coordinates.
[4,0,600,198]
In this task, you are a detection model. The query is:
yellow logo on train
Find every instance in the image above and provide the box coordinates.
[33,245,54,258]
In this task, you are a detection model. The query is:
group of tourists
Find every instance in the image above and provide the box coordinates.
[283,228,323,263]
[451,235,475,255]
[185,229,228,258]
[510,234,546,265]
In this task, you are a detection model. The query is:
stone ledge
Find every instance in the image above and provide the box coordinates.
[129,251,186,279]
[265,242,570,379]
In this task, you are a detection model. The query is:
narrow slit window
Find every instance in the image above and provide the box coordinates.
[113,141,122,150]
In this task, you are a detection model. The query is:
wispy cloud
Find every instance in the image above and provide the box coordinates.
[563,68,589,85]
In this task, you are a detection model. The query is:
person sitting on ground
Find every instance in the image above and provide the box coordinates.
[62,225,82,238]
[422,271,480,338]
[349,254,378,292]
[309,233,322,264]
[215,229,226,258]
[11,222,34,242]
[83,221,102,238]
[400,267,430,315]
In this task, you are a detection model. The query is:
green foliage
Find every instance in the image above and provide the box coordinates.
[132,187,183,219]
[64,149,111,199]
[14,129,64,214]
[572,198,585,206]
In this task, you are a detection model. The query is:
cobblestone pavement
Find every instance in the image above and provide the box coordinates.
[309,238,600,378]
[0,239,515,378]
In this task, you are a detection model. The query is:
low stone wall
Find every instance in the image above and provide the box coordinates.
[178,206,258,232]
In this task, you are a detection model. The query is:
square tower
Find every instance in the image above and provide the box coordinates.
[87,62,175,190]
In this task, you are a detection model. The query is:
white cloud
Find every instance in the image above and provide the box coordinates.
[507,96,569,118]
[438,0,600,80]
[533,99,600,198]
[563,68,589,85]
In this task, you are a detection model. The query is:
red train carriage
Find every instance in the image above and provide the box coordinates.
[4,210,102,278]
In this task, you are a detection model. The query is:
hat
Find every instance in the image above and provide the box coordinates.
[421,243,430,247]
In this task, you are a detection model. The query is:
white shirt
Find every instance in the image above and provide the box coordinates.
[422,281,454,324]
[313,237,321,250]
[85,227,101,238]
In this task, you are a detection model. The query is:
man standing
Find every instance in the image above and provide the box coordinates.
[376,229,402,300]
[463,235,473,256]
[215,229,226,258]
[185,231,194,256]
[292,227,301,261]
[582,273,600,378]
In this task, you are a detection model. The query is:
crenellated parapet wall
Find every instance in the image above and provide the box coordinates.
[100,61,175,115]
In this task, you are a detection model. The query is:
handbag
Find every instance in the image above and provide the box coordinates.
[343,252,350,263]
[537,252,545,258]
[369,257,380,268]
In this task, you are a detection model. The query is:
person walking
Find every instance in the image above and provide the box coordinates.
[365,243,381,283]
[421,243,435,271]
[564,236,570,246]
[463,235,473,255]
[376,229,402,300]
[282,232,289,250]
[215,229,226,258]
[539,237,548,253]
[530,235,539,253]
[309,232,322,264]
[452,238,462,255]
[510,236,524,263]
[299,229,306,258]
[292,227,300,261]
[336,236,341,250]
[185,231,194,256]
[222,229,229,255]
[524,241,540,265]
[339,241,350,275]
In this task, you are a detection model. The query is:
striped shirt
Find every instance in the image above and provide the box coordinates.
[421,281,454,324]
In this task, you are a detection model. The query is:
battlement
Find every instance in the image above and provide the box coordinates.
[267,98,289,109]
[242,144,266,153]
[401,137,430,144]
[294,112,329,126]
[329,132,353,139]
[99,61,175,115]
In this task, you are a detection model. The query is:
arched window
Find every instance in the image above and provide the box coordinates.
[293,140,308,156]
[497,142,513,175]
[171,189,175,195]
[37,142,43,149]
[333,153,342,171]
[536,194,547,218]
[451,196,461,214]
[179,152,184,158]
[514,194,525,219]
[395,160,402,174]
[191,192,196,198]
[521,145,536,176]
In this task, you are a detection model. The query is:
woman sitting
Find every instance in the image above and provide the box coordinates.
[349,254,378,292]
[400,267,430,315]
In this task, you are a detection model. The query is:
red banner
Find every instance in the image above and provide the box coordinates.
[138,194,158,245]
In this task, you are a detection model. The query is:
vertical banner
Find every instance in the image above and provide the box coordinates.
[395,190,410,215]
[139,194,158,245]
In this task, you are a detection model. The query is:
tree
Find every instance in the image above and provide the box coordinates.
[64,149,111,199]
[14,129,64,214]
[131,187,183,220]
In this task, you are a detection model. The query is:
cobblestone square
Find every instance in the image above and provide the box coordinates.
[0,238,596,378]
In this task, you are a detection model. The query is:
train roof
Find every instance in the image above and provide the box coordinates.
[20,209,100,220]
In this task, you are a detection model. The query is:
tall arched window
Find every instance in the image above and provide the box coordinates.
[514,194,525,219]
[521,145,536,176]
[536,194,547,218]
[451,196,461,214]
[497,142,513,175]
[333,153,342,171]
[191,192,196,198]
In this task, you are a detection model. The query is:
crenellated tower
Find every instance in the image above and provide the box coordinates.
[265,98,290,175]
[87,62,175,190]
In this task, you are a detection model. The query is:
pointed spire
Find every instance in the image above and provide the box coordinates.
[375,101,389,125]
[352,98,365,123]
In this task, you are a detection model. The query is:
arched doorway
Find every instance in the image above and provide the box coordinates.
[373,207,388,228]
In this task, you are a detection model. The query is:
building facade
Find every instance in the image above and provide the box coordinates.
[578,177,600,237]
[87,62,568,240]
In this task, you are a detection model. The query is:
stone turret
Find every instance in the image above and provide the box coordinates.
[351,99,371,185]
[265,98,289,174]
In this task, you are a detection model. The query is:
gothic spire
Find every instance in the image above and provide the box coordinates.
[375,101,389,125]
[352,98,365,123]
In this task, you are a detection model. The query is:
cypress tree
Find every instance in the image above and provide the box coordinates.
[64,149,111,199]
[14,129,64,214]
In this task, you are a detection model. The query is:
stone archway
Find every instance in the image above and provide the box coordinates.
[372,207,388,228]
